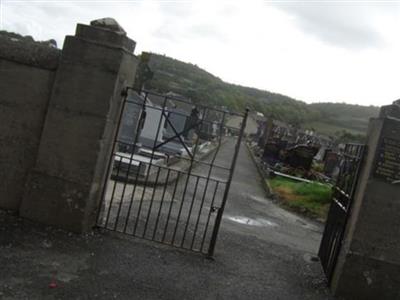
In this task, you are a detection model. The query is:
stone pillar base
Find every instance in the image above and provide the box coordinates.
[333,253,400,300]
[21,170,89,232]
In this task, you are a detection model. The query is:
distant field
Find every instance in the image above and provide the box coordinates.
[303,120,366,136]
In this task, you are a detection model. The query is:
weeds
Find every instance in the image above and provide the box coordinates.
[268,176,332,220]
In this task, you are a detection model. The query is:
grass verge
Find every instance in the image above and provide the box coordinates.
[268,176,332,220]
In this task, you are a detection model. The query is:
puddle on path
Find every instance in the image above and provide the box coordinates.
[225,215,278,227]
[248,194,269,203]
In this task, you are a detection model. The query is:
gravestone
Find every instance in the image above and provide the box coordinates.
[183,106,200,143]
[262,142,283,165]
[258,119,274,149]
[283,145,319,171]
[118,91,145,153]
[323,150,339,177]
[139,98,166,148]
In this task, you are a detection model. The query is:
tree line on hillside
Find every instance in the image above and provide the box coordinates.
[140,52,380,141]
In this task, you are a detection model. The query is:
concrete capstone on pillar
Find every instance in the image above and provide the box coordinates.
[20,19,138,232]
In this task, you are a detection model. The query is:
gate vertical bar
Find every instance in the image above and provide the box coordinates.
[96,88,129,225]
[122,97,147,233]
[171,107,207,245]
[113,93,146,231]
[318,143,366,284]
[191,112,226,250]
[133,93,168,235]
[207,108,249,257]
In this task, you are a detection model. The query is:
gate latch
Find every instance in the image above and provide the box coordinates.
[211,206,219,213]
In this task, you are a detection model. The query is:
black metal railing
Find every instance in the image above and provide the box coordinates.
[97,88,248,256]
[318,143,366,283]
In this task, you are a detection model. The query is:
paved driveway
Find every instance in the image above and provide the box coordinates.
[0,139,333,299]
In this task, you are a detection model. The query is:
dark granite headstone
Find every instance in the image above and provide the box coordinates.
[262,140,287,165]
[283,145,319,171]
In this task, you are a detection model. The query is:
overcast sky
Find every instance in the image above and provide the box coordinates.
[1,0,400,106]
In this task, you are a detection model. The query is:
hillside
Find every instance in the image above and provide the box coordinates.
[305,103,379,136]
[144,53,380,138]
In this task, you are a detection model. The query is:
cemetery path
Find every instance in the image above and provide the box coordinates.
[0,139,332,300]
[219,138,324,254]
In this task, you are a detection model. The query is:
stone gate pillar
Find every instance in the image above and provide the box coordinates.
[20,19,138,232]
[331,101,400,299]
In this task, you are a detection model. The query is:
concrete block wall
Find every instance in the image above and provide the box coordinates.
[0,33,60,210]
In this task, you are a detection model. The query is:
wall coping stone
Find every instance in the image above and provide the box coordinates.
[0,31,60,70]
[75,24,136,53]
[90,18,127,35]
[379,100,400,120]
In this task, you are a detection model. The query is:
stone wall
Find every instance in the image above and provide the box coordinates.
[0,32,61,210]
[0,19,139,232]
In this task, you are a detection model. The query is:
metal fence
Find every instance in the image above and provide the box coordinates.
[97,88,248,256]
[318,143,366,283]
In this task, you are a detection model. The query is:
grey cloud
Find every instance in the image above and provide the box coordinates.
[153,21,228,45]
[189,24,227,41]
[3,2,130,46]
[153,23,179,42]
[157,3,195,17]
[216,3,240,17]
[153,3,227,44]
[153,1,236,42]
[153,21,227,44]
[272,3,399,49]
[152,3,193,42]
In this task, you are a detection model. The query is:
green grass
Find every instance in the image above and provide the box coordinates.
[268,176,333,219]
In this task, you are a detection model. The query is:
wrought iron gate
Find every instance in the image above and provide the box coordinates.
[97,88,248,256]
[318,143,366,283]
